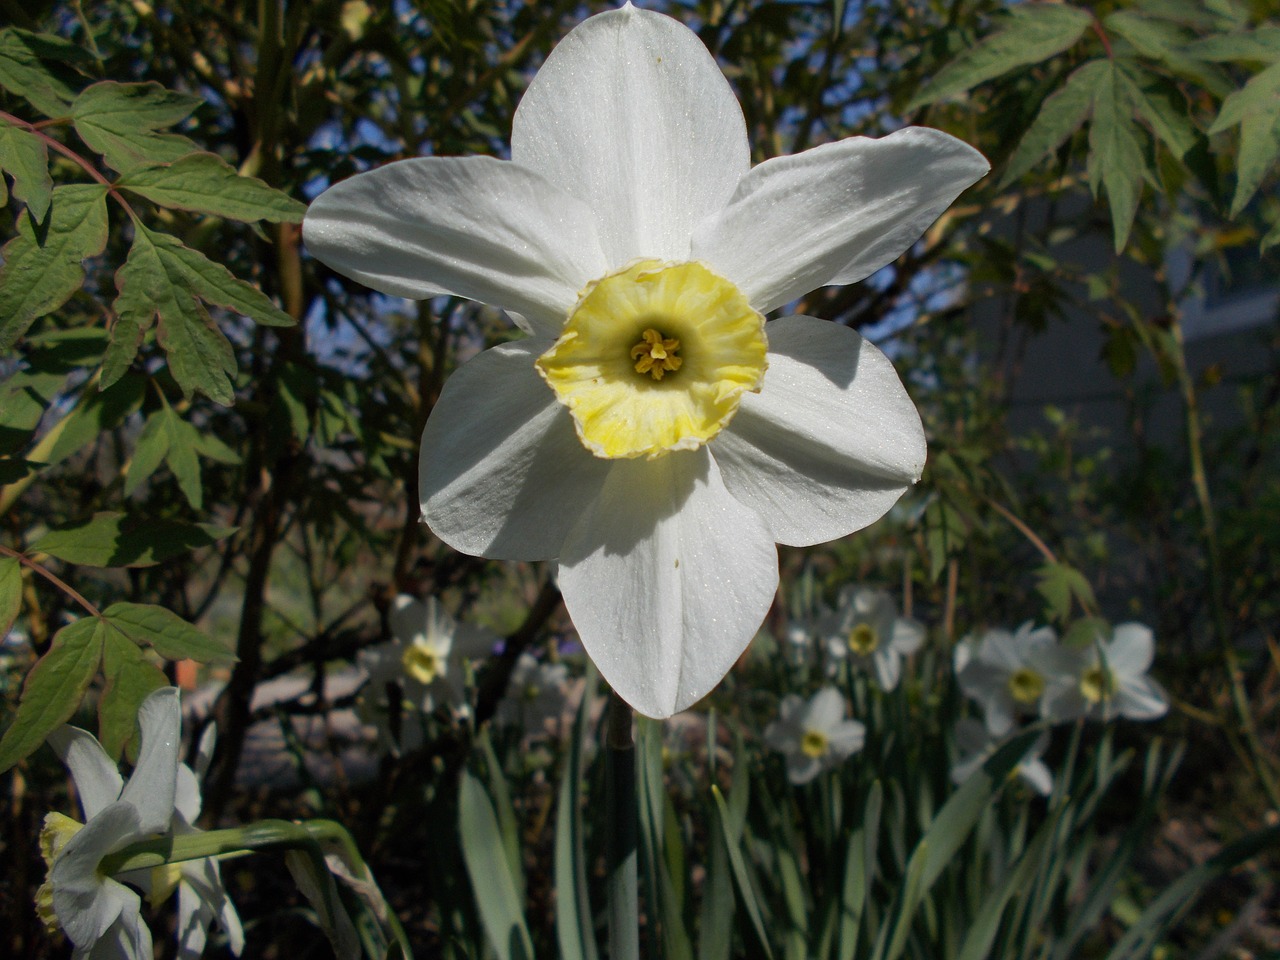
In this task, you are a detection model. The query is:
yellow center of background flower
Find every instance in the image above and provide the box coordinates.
[402,644,444,685]
[800,730,829,758]
[1080,665,1113,703]
[1007,667,1045,704]
[848,623,880,655]
[537,260,767,460]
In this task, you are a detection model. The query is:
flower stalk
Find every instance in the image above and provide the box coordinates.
[605,689,639,960]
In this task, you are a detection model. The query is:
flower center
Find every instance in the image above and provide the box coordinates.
[402,644,445,685]
[536,259,767,460]
[630,328,683,380]
[1080,665,1114,704]
[1007,667,1045,704]
[848,623,880,656]
[800,729,829,759]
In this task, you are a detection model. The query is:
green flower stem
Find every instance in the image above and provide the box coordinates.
[605,689,639,960]
[99,818,413,960]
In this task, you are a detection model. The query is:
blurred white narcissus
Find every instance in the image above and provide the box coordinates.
[822,586,925,691]
[954,621,1060,735]
[303,4,989,718]
[764,687,866,785]
[1041,623,1169,723]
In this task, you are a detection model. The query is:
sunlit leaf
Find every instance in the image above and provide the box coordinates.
[0,617,102,774]
[118,152,306,223]
[71,80,201,173]
[0,184,109,352]
[0,556,22,637]
[908,4,1094,109]
[1087,63,1145,252]
[1000,59,1104,188]
[97,623,168,761]
[30,512,236,568]
[102,601,235,663]
[0,119,52,221]
[0,28,92,118]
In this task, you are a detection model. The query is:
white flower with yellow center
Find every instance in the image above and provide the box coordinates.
[763,687,866,785]
[359,594,495,753]
[36,688,181,960]
[949,718,1053,797]
[821,586,925,691]
[495,652,571,734]
[1041,623,1169,723]
[303,4,988,718]
[954,621,1059,735]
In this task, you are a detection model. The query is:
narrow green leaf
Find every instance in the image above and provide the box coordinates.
[0,556,22,637]
[956,817,1056,960]
[555,661,599,960]
[1000,59,1105,188]
[31,512,235,568]
[0,28,91,118]
[161,403,204,510]
[1187,28,1280,64]
[1087,63,1145,252]
[0,120,52,221]
[1117,62,1198,160]
[0,184,109,352]
[118,152,306,223]
[697,800,735,960]
[712,785,775,960]
[159,228,295,327]
[97,622,168,761]
[1104,11,1231,95]
[0,617,102,773]
[1261,213,1280,251]
[908,4,1095,109]
[458,770,534,960]
[102,601,234,663]
[71,80,201,173]
[1232,109,1280,217]
[1208,61,1280,135]
[124,409,170,497]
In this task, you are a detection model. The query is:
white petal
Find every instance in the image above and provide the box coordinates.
[419,340,611,560]
[827,720,866,758]
[511,4,749,265]
[559,449,777,718]
[806,687,846,732]
[1019,758,1054,796]
[786,753,821,785]
[692,127,990,313]
[714,317,925,546]
[52,803,141,945]
[176,882,211,960]
[1106,622,1155,676]
[173,763,201,825]
[388,595,426,645]
[303,156,606,338]
[891,617,925,655]
[47,726,123,820]
[873,648,901,691]
[978,628,1023,671]
[1117,676,1169,721]
[120,687,180,834]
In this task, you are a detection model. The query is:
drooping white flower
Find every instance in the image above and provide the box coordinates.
[821,586,924,691]
[496,652,570,734]
[304,5,988,718]
[954,621,1060,735]
[37,688,182,960]
[1041,623,1169,723]
[949,718,1053,797]
[763,687,866,785]
[359,594,495,753]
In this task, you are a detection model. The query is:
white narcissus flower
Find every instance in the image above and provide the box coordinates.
[954,621,1060,735]
[1041,623,1169,723]
[304,5,988,718]
[359,595,495,753]
[950,718,1053,797]
[496,652,571,734]
[822,586,924,691]
[763,687,866,785]
[36,688,181,960]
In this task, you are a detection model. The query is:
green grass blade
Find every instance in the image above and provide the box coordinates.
[457,770,534,960]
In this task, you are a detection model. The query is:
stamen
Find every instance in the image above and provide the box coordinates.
[1007,667,1045,704]
[629,328,683,380]
[800,729,829,758]
[847,623,880,655]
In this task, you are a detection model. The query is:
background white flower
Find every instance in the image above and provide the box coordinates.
[304,4,988,718]
[954,621,1060,735]
[359,594,495,752]
[496,652,570,735]
[763,687,866,784]
[38,688,182,960]
[950,718,1053,797]
[1041,623,1169,723]
[822,586,924,691]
